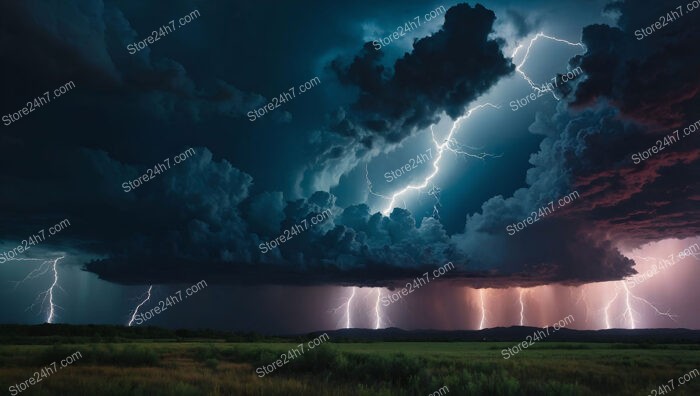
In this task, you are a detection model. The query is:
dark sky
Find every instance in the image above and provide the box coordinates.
[1,0,698,333]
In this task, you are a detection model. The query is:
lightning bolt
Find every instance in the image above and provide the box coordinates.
[620,281,636,329]
[382,103,500,214]
[330,287,358,329]
[378,33,584,215]
[12,256,65,324]
[602,281,677,329]
[479,289,487,330]
[374,289,382,329]
[603,286,619,329]
[518,288,526,326]
[127,285,153,327]
[44,257,62,324]
[512,32,586,100]
[622,281,678,325]
[427,185,442,219]
[346,287,356,328]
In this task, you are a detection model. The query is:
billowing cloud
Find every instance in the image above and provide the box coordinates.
[331,3,514,143]
[571,0,700,128]
[3,0,698,291]
[297,3,515,194]
[0,0,275,123]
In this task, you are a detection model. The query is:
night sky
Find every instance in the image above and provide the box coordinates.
[1,0,699,334]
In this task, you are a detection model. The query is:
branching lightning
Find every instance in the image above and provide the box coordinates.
[128,285,153,327]
[370,33,584,329]
[376,33,584,216]
[620,281,636,329]
[602,281,677,329]
[512,32,586,100]
[329,287,387,329]
[12,256,65,324]
[327,286,356,329]
[603,286,619,329]
[382,103,500,214]
[427,184,442,219]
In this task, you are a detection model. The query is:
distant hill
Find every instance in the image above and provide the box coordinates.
[309,327,700,343]
[2,324,700,344]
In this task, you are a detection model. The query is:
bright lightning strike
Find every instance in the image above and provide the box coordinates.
[603,287,619,329]
[346,287,356,328]
[427,185,442,219]
[128,285,153,327]
[14,256,65,324]
[512,32,586,100]
[620,281,636,329]
[376,32,583,215]
[374,289,382,329]
[479,289,487,330]
[602,281,677,329]
[382,103,500,214]
[44,257,61,324]
[518,289,526,326]
[622,281,678,325]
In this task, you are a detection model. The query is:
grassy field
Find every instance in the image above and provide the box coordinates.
[1,341,699,395]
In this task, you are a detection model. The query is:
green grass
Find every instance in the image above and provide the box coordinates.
[1,341,698,395]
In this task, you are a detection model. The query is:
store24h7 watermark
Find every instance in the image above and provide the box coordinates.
[256,333,330,378]
[122,148,196,192]
[127,10,200,54]
[259,209,332,253]
[247,76,321,122]
[647,368,698,396]
[3,81,75,127]
[506,191,580,235]
[131,280,207,325]
[0,219,70,263]
[9,351,82,395]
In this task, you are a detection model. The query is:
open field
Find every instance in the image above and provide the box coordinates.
[1,340,699,396]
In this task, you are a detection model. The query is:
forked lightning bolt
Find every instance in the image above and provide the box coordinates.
[377,32,584,215]
[382,103,500,214]
[602,281,677,329]
[12,256,65,324]
[427,185,442,219]
[366,34,587,329]
[128,285,153,327]
[330,287,359,328]
[512,32,586,100]
[603,286,619,329]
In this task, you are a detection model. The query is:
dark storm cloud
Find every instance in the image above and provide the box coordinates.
[296,2,515,193]
[570,0,700,128]
[5,0,698,290]
[447,106,640,287]
[84,185,464,287]
[411,0,700,287]
[554,0,700,243]
[330,3,514,143]
[0,0,272,123]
